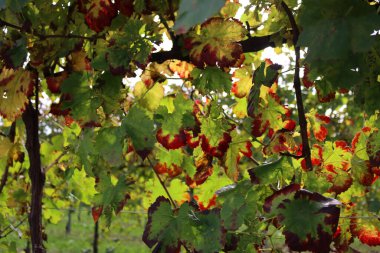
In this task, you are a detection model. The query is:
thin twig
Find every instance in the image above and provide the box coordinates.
[146,157,178,208]
[159,14,175,42]
[0,216,28,239]
[44,150,68,172]
[281,1,313,171]
[279,152,303,159]
[0,18,105,41]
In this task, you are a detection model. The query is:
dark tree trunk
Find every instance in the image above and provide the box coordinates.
[22,103,45,253]
[93,221,99,253]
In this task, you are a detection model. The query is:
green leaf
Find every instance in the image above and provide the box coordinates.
[249,157,286,185]
[264,186,341,252]
[61,73,101,123]
[191,67,232,94]
[173,0,225,33]
[123,107,155,159]
[143,197,225,252]
[219,180,259,230]
[95,127,124,166]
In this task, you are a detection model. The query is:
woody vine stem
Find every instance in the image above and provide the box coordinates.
[281,1,313,171]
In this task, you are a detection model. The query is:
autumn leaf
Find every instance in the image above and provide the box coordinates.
[0,67,34,121]
[78,0,117,32]
[264,185,341,253]
[231,66,253,98]
[187,17,246,67]
[307,109,330,142]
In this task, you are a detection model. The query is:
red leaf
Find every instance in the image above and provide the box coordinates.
[156,128,187,150]
[46,71,68,94]
[115,0,134,16]
[79,0,117,32]
[301,65,314,88]
[92,206,103,223]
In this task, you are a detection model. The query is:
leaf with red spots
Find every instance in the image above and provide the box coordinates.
[367,130,380,173]
[302,65,314,88]
[248,83,287,139]
[301,144,324,171]
[78,0,117,32]
[265,186,341,253]
[199,116,232,158]
[156,128,187,150]
[307,109,330,142]
[155,149,184,178]
[93,174,131,225]
[321,141,353,194]
[333,204,354,252]
[155,95,194,149]
[263,131,299,156]
[350,211,380,246]
[231,66,253,98]
[186,17,246,67]
[223,129,251,181]
[186,152,213,187]
[0,67,34,121]
[168,60,194,79]
[351,126,378,186]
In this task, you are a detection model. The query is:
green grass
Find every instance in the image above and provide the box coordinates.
[44,210,150,253]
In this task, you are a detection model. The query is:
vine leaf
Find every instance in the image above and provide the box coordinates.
[249,157,293,185]
[306,109,330,142]
[78,0,117,32]
[199,116,232,158]
[321,141,353,194]
[155,95,194,149]
[143,197,225,253]
[351,126,378,186]
[223,129,251,181]
[265,185,341,253]
[191,67,232,94]
[218,180,259,231]
[350,211,380,246]
[187,17,246,67]
[92,174,131,225]
[173,0,225,34]
[231,66,253,98]
[0,67,34,121]
[122,107,155,159]
[134,81,165,111]
[0,135,13,159]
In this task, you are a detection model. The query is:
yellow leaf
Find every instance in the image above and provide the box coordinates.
[0,67,34,121]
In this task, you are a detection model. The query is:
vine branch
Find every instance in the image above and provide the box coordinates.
[0,17,281,64]
[281,1,313,171]
[0,18,104,41]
